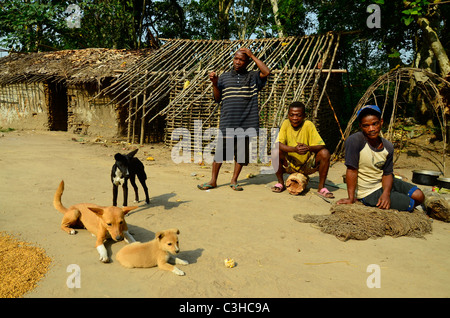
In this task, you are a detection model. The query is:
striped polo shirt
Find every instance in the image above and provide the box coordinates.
[217,69,267,137]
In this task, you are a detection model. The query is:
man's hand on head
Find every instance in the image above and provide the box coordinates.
[238,47,253,58]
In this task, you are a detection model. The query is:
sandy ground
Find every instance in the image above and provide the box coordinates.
[1,129,449,300]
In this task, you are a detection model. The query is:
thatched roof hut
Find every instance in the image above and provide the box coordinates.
[1,35,347,150]
[0,48,148,85]
[0,48,150,135]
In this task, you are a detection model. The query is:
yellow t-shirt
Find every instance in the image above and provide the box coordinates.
[276,119,325,170]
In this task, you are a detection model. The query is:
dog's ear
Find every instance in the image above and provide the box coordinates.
[127,148,139,158]
[88,207,104,216]
[122,206,138,215]
[156,231,165,240]
[114,153,125,161]
[169,228,180,235]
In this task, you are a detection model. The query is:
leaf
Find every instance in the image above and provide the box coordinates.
[402,16,415,26]
[388,49,400,58]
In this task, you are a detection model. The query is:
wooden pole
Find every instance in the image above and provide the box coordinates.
[132,96,137,144]
[127,98,132,143]
[140,71,148,145]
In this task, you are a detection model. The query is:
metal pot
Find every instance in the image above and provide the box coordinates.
[412,170,442,186]
[437,177,450,189]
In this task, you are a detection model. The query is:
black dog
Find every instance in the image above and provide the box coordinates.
[111,149,150,207]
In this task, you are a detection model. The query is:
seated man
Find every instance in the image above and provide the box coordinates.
[337,105,425,211]
[271,101,334,198]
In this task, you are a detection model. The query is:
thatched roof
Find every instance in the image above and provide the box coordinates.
[0,48,152,85]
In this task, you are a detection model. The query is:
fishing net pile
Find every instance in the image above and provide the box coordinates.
[293,202,432,241]
[423,191,450,222]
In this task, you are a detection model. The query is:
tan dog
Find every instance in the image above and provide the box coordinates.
[116,228,188,275]
[53,180,137,263]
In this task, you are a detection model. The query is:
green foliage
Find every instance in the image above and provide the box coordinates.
[302,0,422,122]
[0,0,312,48]
[0,0,68,52]
[401,0,431,26]
[0,0,448,126]
[182,0,223,39]
[277,0,307,36]
[0,127,15,132]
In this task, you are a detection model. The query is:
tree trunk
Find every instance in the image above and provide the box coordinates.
[416,16,450,77]
[416,15,450,148]
[269,0,284,38]
[414,32,436,72]
[138,0,146,49]
[233,0,255,40]
[218,0,234,39]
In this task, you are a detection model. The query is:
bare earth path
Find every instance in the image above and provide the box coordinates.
[0,130,449,299]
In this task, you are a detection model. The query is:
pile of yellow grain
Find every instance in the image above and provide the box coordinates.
[0,232,52,298]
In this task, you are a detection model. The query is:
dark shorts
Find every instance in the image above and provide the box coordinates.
[214,136,251,165]
[360,178,419,212]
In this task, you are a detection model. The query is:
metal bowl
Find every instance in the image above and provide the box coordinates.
[412,170,442,186]
[437,177,450,189]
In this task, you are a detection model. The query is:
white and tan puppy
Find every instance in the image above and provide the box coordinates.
[53,180,137,263]
[116,228,188,275]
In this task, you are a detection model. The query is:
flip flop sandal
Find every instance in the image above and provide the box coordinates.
[271,183,285,193]
[317,187,335,199]
[197,183,216,190]
[229,183,243,191]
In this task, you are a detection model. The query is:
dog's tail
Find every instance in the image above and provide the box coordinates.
[53,180,68,214]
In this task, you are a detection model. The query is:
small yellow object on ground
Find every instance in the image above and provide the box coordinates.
[224,258,236,268]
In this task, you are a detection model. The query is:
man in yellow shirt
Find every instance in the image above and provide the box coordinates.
[271,101,334,198]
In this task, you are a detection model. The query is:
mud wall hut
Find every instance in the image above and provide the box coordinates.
[0,48,149,137]
[0,81,47,130]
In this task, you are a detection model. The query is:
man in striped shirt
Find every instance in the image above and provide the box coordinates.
[198,48,270,191]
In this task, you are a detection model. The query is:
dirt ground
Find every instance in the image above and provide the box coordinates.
[1,129,449,299]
